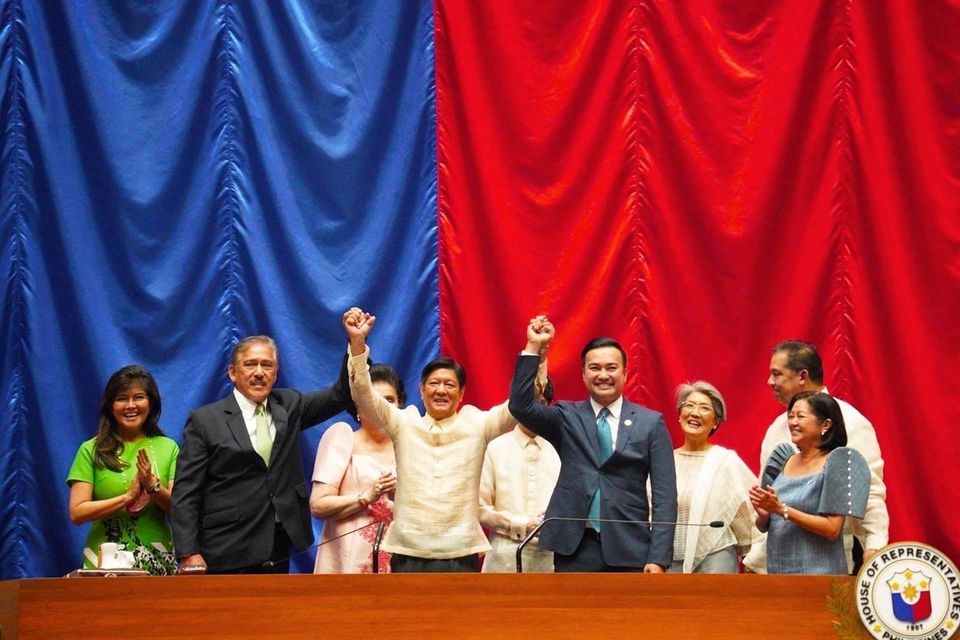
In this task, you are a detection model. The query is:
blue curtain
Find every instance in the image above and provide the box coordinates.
[0,0,436,578]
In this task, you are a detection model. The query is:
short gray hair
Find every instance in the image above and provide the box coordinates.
[231,335,278,367]
[675,380,727,430]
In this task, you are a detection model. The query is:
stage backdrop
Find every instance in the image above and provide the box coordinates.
[435,0,960,565]
[1,0,957,578]
[0,0,437,577]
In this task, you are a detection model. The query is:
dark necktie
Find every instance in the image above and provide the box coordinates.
[588,408,613,530]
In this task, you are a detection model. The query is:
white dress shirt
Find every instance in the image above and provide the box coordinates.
[479,426,561,572]
[232,388,275,448]
[589,396,624,448]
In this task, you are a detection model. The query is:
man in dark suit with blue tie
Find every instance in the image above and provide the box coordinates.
[509,315,677,572]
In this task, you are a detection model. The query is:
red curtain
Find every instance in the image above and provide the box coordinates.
[436,0,960,562]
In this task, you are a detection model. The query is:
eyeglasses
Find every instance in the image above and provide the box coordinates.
[240,360,275,373]
[680,402,714,415]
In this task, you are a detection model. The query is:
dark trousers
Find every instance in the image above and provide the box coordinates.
[553,529,643,573]
[390,553,480,573]
[210,523,293,574]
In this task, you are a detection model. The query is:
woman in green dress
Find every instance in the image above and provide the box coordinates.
[67,365,179,575]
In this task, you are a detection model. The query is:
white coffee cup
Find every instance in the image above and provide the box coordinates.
[98,542,119,568]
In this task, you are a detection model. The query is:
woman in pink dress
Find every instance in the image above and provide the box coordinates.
[310,364,404,573]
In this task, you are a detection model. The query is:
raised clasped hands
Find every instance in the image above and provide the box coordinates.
[343,307,376,354]
[525,315,555,354]
[125,473,142,504]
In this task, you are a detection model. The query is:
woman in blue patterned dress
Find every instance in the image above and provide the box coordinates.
[749,391,869,574]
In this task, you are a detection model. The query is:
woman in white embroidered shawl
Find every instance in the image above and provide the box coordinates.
[670,381,756,573]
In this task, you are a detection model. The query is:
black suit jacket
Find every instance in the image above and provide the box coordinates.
[171,355,351,571]
[508,354,677,568]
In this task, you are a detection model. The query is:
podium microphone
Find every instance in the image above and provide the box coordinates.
[260,520,380,570]
[515,517,724,573]
[371,521,387,574]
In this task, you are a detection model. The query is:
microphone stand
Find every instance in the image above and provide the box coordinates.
[371,521,387,574]
[258,520,381,570]
[515,517,724,573]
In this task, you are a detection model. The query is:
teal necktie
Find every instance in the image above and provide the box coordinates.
[254,403,272,466]
[588,408,613,531]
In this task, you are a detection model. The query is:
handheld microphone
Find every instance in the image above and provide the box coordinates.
[371,521,387,574]
[515,517,724,573]
[261,520,380,569]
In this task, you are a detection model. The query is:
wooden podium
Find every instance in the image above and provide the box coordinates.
[0,573,856,638]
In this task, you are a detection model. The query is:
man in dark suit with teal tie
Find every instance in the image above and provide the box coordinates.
[509,315,677,572]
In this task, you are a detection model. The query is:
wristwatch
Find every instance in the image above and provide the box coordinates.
[357,492,370,509]
[146,478,162,494]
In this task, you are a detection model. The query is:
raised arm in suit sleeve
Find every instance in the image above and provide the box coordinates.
[483,357,547,441]
[170,412,209,558]
[646,416,678,568]
[300,352,354,429]
[508,354,562,446]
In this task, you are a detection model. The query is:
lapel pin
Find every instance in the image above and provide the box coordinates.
[624,419,633,427]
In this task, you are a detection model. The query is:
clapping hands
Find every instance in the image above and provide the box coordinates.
[370,471,397,502]
[135,448,155,487]
[749,484,782,517]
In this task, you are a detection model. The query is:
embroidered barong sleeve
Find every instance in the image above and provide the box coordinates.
[347,346,405,439]
[478,445,529,541]
[482,401,512,440]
